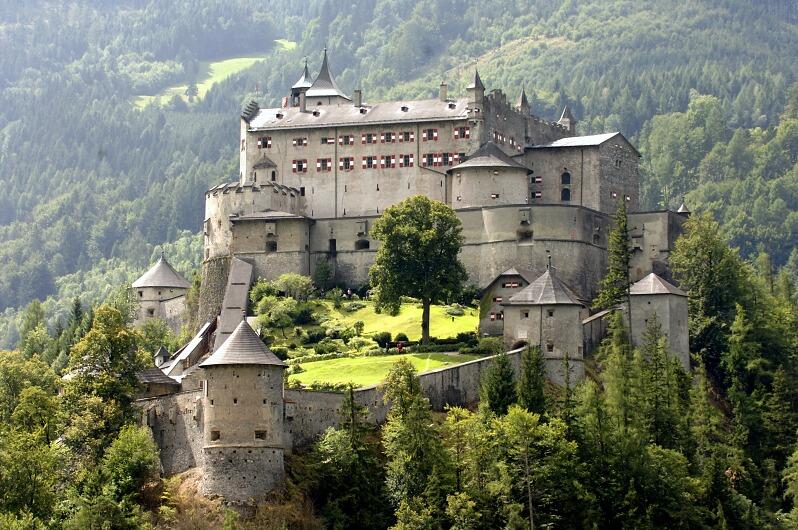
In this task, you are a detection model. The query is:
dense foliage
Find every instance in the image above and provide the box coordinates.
[1,0,797,347]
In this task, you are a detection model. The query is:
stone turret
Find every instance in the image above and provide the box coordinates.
[447,142,531,209]
[558,106,576,135]
[518,87,530,115]
[501,264,587,384]
[629,273,689,370]
[132,253,191,332]
[466,69,485,118]
[199,320,287,501]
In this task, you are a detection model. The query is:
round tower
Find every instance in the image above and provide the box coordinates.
[447,142,531,209]
[198,320,287,502]
[132,253,191,331]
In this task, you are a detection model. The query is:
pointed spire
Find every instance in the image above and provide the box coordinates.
[559,106,574,123]
[291,57,312,89]
[467,69,485,91]
[518,87,530,110]
[306,48,350,100]
[677,196,690,215]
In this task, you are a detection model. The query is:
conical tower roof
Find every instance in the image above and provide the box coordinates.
[506,269,582,305]
[559,106,575,123]
[306,49,350,99]
[629,273,686,297]
[292,59,313,89]
[199,320,286,368]
[677,199,690,214]
[467,69,485,91]
[132,254,191,289]
[449,142,530,172]
[518,88,529,109]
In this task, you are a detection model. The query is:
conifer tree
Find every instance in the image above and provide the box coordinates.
[517,345,546,415]
[479,352,517,415]
[593,200,631,310]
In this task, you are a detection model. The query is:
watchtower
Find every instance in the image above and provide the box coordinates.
[198,320,287,501]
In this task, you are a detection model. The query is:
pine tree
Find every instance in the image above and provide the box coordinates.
[517,345,546,415]
[480,352,517,415]
[593,200,631,311]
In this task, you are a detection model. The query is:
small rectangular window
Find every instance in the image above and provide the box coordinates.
[547,343,554,352]
[258,136,271,149]
[547,309,554,317]
[292,137,308,147]
[522,311,529,319]
[210,430,220,441]
[493,296,502,303]
[255,430,267,440]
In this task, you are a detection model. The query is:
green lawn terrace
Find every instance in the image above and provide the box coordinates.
[288,352,481,388]
[264,299,481,389]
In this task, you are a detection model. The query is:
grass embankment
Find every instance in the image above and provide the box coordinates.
[288,352,480,388]
[134,54,268,108]
[321,300,478,342]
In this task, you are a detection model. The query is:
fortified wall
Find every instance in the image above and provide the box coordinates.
[139,348,550,477]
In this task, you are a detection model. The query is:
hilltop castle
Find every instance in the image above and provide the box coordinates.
[136,51,691,503]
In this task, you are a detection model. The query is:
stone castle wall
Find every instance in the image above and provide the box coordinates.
[202,446,284,501]
[198,256,230,326]
[139,390,204,476]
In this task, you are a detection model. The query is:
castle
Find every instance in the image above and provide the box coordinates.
[135,51,691,503]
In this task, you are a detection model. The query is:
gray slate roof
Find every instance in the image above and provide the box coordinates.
[136,368,179,386]
[200,320,286,368]
[449,142,531,172]
[677,202,690,214]
[629,273,686,297]
[292,60,313,89]
[305,50,350,100]
[530,132,619,149]
[132,255,191,289]
[248,97,469,130]
[496,266,537,284]
[231,210,310,222]
[504,269,582,306]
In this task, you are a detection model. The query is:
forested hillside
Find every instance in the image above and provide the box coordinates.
[1,0,797,345]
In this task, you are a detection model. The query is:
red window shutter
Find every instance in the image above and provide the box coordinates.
[361,134,366,144]
[339,159,344,170]
[422,131,427,141]
[391,156,396,168]
[380,134,385,143]
[317,160,321,170]
[454,128,459,139]
[433,129,438,140]
[292,161,297,173]
[465,128,470,139]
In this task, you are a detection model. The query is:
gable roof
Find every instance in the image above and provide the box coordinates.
[132,255,191,289]
[449,142,531,172]
[530,132,641,157]
[136,367,179,386]
[199,320,286,368]
[305,49,350,100]
[630,273,686,297]
[504,269,582,306]
[496,266,537,284]
[248,97,469,130]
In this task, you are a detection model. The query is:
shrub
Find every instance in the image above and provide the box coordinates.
[395,332,409,343]
[344,301,366,312]
[445,304,465,316]
[457,284,482,306]
[348,337,379,351]
[400,296,420,304]
[353,320,365,336]
[372,331,392,348]
[271,347,288,360]
[288,364,304,374]
[302,329,326,344]
[350,293,360,301]
[460,337,504,355]
[293,307,315,325]
[326,288,344,308]
[249,279,277,306]
[456,332,478,346]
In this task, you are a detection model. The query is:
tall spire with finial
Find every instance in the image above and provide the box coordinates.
[306,48,350,100]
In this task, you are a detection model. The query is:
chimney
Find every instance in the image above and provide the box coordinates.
[299,91,307,113]
[353,89,362,107]
[439,82,447,102]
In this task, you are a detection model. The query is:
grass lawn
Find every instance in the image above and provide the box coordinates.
[134,54,268,108]
[289,352,481,388]
[323,300,478,341]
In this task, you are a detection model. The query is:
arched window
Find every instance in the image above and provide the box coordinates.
[561,171,571,185]
[266,241,277,252]
[354,239,370,250]
[561,188,571,202]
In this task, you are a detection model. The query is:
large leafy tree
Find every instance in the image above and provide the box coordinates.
[593,200,631,311]
[370,195,467,344]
